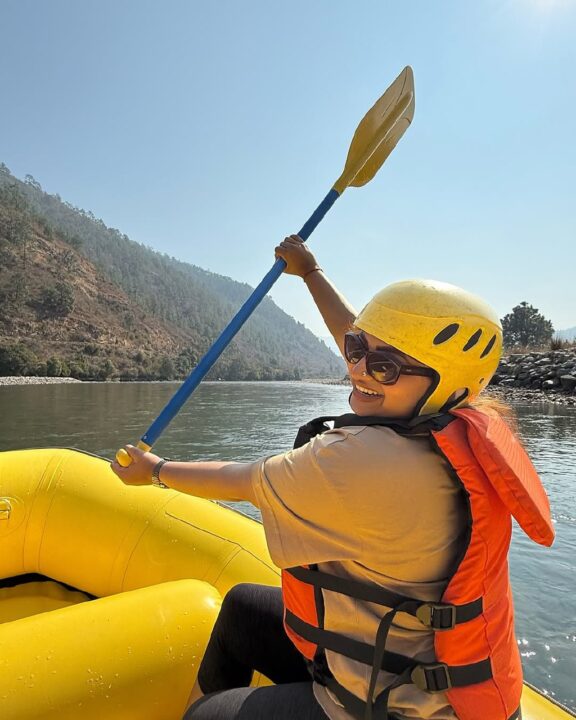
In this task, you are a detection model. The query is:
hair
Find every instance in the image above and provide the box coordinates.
[465,393,518,434]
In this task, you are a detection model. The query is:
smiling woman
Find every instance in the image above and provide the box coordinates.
[343,330,436,419]
[111,237,555,720]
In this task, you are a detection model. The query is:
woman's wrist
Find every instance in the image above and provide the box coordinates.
[151,459,170,488]
[302,266,323,281]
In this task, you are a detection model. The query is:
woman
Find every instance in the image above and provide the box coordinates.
[112,237,554,720]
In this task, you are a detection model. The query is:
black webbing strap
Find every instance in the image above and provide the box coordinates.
[320,608,493,720]
[324,673,517,720]
[284,566,483,630]
[323,679,367,720]
[285,566,421,609]
[331,412,453,433]
[285,609,492,691]
[410,659,492,692]
[293,416,340,449]
[325,667,414,720]
[364,604,412,718]
[293,412,454,449]
[287,609,399,669]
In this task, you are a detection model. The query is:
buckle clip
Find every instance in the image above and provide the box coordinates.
[411,663,452,693]
[416,602,457,631]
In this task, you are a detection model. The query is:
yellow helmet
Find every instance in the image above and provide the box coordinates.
[354,279,502,416]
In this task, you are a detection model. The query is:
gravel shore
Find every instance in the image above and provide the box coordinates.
[0,376,83,386]
[484,385,576,407]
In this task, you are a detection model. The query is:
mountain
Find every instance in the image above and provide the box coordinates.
[0,164,345,381]
[320,335,341,355]
[555,327,576,342]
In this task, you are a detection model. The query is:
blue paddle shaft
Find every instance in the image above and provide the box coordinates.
[140,187,340,447]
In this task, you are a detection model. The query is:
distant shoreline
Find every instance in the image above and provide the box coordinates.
[2,375,575,407]
[0,376,83,385]
[0,376,341,386]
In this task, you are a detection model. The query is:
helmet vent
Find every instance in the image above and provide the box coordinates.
[433,323,459,345]
[480,334,497,358]
[463,329,483,351]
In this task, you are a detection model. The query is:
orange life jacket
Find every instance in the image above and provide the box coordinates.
[282,408,554,720]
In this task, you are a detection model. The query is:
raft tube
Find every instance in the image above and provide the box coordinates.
[0,449,573,719]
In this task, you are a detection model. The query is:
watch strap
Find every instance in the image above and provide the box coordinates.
[151,459,170,488]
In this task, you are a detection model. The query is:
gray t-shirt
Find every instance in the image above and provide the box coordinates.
[251,424,466,720]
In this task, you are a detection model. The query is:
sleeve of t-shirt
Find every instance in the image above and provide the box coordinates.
[250,429,365,569]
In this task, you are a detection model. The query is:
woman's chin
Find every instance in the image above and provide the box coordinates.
[349,388,386,416]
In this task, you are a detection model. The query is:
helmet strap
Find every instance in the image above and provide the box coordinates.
[439,388,470,414]
[411,369,441,418]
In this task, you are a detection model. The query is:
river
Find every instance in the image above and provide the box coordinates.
[0,381,574,710]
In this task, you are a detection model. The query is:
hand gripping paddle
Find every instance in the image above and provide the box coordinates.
[116,66,415,466]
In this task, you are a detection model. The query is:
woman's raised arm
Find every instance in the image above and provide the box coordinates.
[275,235,357,355]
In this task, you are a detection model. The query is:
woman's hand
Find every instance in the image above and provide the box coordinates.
[276,234,357,354]
[110,445,163,486]
[275,235,320,278]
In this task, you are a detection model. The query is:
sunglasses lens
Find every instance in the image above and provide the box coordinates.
[366,358,398,384]
[344,333,366,364]
[345,334,411,385]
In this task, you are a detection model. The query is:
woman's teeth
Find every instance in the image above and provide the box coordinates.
[357,385,380,397]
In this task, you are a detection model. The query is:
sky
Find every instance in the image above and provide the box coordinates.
[1,0,575,339]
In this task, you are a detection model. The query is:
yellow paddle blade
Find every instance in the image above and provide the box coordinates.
[333,66,415,194]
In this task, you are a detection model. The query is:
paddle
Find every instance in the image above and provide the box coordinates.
[116,66,415,466]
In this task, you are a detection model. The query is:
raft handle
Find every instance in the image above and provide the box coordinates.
[0,498,12,520]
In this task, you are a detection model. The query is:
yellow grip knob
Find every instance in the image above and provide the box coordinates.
[116,448,133,467]
[115,441,152,467]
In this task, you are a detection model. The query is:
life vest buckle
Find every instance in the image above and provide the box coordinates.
[416,602,457,630]
[411,662,452,693]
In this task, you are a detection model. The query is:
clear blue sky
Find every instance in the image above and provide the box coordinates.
[1,0,574,336]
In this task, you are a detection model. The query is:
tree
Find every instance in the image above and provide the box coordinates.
[37,282,75,318]
[0,343,38,375]
[501,302,554,349]
[46,356,64,377]
[0,272,28,306]
[0,183,31,246]
[156,356,176,380]
[96,358,116,380]
[24,174,42,191]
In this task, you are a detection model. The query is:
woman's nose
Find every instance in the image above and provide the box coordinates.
[348,357,368,379]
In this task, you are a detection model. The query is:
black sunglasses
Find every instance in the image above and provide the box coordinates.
[344,332,436,385]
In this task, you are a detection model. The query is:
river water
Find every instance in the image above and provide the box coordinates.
[0,381,574,710]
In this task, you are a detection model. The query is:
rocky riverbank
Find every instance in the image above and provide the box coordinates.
[308,349,576,407]
[0,376,82,386]
[490,349,576,406]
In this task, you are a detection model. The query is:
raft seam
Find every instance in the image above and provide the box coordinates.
[165,511,279,576]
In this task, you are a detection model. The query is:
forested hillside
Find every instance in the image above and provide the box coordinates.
[0,165,344,380]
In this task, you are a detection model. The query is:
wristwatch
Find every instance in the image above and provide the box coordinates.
[151,459,170,489]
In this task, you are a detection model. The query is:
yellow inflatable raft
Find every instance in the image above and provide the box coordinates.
[0,449,573,720]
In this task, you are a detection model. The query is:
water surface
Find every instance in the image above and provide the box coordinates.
[0,382,574,709]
